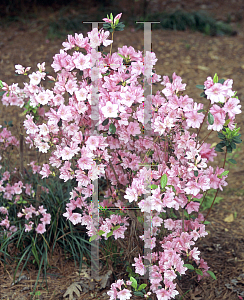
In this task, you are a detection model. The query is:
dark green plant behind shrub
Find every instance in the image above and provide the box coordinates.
[136,10,235,36]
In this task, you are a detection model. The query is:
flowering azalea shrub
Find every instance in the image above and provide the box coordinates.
[0,12,242,300]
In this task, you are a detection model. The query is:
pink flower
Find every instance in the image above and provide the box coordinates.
[60,160,74,180]
[204,76,214,89]
[186,202,200,214]
[124,187,138,203]
[132,254,145,276]
[0,206,8,215]
[88,28,101,48]
[114,13,122,23]
[127,122,141,135]
[223,97,241,118]
[113,225,126,239]
[25,221,33,232]
[15,64,25,74]
[36,223,46,234]
[205,83,229,104]
[117,289,132,300]
[36,91,49,105]
[155,288,171,300]
[103,18,113,24]
[38,205,47,214]
[23,115,39,135]
[39,164,51,179]
[0,217,10,229]
[101,101,119,118]
[107,285,118,300]
[189,247,201,261]
[40,213,51,225]
[29,72,42,85]
[184,181,200,197]
[185,110,204,128]
[207,112,225,131]
[99,30,113,47]
[69,213,82,225]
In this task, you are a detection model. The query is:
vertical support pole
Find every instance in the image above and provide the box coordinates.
[83,21,102,280]
[136,21,159,280]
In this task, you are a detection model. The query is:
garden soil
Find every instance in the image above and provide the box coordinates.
[0,0,244,299]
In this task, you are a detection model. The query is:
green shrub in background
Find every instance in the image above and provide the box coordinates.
[135,10,235,36]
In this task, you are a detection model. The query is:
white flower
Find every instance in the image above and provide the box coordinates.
[101,101,118,118]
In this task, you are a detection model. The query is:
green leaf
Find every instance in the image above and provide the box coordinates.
[218,141,226,147]
[208,112,214,125]
[196,85,205,89]
[102,118,109,126]
[224,119,230,126]
[151,184,158,189]
[227,145,233,153]
[213,73,218,84]
[230,141,236,150]
[89,235,98,242]
[207,270,216,280]
[106,231,113,238]
[103,23,111,29]
[184,210,190,218]
[138,283,147,291]
[194,170,198,177]
[217,132,225,139]
[0,91,6,96]
[203,220,210,224]
[0,80,3,88]
[218,79,225,84]
[118,53,126,59]
[17,200,27,204]
[134,291,144,297]
[97,230,105,236]
[112,225,120,231]
[183,264,194,270]
[115,23,125,31]
[109,123,116,134]
[200,91,207,98]
[232,91,238,97]
[160,174,168,189]
[215,147,224,152]
[228,158,237,164]
[197,109,205,113]
[195,269,203,276]
[217,170,229,178]
[232,136,242,144]
[130,276,138,290]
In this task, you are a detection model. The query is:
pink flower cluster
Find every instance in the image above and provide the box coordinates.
[17,204,51,234]
[0,14,242,299]
[0,206,17,238]
[0,126,49,238]
[0,126,19,148]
